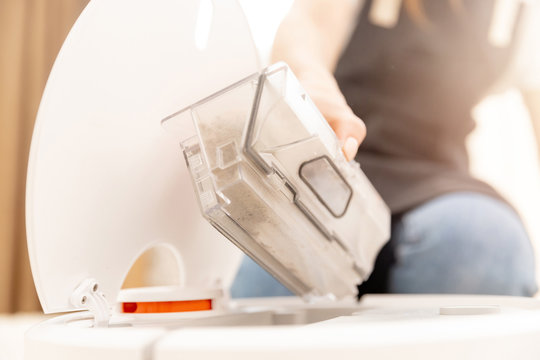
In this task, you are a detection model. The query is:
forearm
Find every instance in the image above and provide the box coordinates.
[271,0,361,78]
[522,89,540,161]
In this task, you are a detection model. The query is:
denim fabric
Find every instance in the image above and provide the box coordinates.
[388,192,537,296]
[231,192,537,298]
[230,256,293,298]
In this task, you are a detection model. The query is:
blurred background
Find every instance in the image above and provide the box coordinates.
[0,0,539,316]
[0,0,90,313]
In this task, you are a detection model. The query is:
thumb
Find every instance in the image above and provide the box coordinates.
[330,112,366,161]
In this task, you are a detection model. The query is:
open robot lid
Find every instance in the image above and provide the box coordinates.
[26,0,260,315]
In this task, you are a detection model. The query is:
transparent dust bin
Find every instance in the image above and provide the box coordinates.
[162,63,390,300]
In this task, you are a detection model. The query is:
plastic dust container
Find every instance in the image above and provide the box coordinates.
[162,63,390,300]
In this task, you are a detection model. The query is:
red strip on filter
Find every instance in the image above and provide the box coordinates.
[122,299,213,313]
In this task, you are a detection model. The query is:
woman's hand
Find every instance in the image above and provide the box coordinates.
[297,67,366,161]
[270,0,364,160]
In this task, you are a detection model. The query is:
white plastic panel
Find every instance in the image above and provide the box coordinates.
[22,295,540,359]
[25,321,166,360]
[26,0,260,314]
[152,295,540,360]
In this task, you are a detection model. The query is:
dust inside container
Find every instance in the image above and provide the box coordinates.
[162,63,391,301]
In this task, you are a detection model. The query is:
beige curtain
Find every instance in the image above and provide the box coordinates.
[0,0,89,313]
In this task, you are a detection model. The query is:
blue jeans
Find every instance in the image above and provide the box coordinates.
[230,192,537,298]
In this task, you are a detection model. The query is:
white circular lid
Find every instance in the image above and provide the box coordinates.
[26,0,260,314]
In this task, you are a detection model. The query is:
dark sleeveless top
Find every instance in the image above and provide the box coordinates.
[335,0,522,214]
